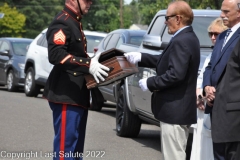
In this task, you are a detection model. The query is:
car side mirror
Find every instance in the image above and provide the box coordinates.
[142,34,162,50]
[0,50,9,56]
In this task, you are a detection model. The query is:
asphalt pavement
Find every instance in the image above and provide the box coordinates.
[0,87,161,160]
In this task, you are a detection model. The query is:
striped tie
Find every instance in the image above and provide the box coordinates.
[222,29,232,50]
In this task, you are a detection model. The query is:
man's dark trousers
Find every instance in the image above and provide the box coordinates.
[210,113,226,160]
[213,142,226,160]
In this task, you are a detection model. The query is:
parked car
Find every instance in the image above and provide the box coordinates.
[0,37,33,91]
[90,29,146,111]
[24,29,107,97]
[95,29,146,55]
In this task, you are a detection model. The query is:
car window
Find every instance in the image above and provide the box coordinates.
[42,34,48,48]
[129,36,144,46]
[103,34,112,50]
[12,42,32,56]
[162,16,216,46]
[116,37,123,49]
[106,34,120,50]
[37,33,46,47]
[162,27,172,43]
[192,17,215,46]
[85,35,105,53]
[149,16,165,35]
[0,41,10,51]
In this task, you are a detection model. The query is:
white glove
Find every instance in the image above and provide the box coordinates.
[124,52,142,64]
[89,53,109,83]
[139,78,149,92]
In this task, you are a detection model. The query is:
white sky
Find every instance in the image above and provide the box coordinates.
[125,0,132,4]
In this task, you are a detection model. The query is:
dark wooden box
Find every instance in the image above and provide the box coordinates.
[85,49,138,89]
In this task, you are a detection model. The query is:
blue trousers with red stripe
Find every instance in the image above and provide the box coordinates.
[49,102,88,160]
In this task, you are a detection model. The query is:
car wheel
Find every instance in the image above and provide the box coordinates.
[116,85,141,137]
[89,88,104,111]
[7,70,17,92]
[24,67,40,97]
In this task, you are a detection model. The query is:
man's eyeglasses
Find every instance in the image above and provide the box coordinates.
[165,15,176,21]
[208,32,220,37]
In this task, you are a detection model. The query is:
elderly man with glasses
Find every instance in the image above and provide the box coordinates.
[124,1,200,160]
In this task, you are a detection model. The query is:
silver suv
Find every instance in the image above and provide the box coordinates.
[97,9,221,137]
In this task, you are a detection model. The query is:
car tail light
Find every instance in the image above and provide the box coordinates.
[93,47,98,54]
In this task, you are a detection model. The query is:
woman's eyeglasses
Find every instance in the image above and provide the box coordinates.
[208,32,220,37]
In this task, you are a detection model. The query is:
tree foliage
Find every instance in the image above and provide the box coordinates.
[187,0,222,9]
[132,0,223,25]
[82,0,121,32]
[1,0,64,38]
[0,0,223,38]
[0,3,26,37]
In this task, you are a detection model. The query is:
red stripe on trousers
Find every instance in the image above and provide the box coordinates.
[60,104,67,160]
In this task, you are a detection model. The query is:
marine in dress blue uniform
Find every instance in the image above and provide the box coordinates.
[43,0,99,159]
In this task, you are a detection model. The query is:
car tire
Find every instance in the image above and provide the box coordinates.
[24,67,40,97]
[116,85,141,137]
[89,88,104,111]
[7,70,17,92]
